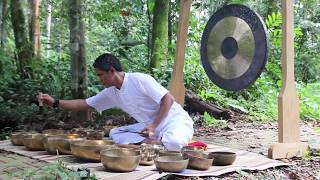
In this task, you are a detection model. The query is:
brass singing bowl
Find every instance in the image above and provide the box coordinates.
[42,129,68,135]
[56,137,85,155]
[71,139,115,162]
[154,156,189,173]
[23,133,46,151]
[100,148,141,172]
[208,151,236,166]
[159,150,182,157]
[86,130,105,140]
[43,135,61,155]
[181,145,205,153]
[183,151,213,170]
[11,132,27,146]
[103,125,118,137]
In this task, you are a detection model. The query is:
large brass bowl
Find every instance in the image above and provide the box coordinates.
[183,151,213,170]
[154,156,189,173]
[11,132,27,146]
[208,151,236,166]
[100,148,141,172]
[56,137,85,155]
[23,133,46,151]
[43,135,61,155]
[71,139,115,162]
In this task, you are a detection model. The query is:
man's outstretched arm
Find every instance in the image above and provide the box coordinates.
[39,93,90,111]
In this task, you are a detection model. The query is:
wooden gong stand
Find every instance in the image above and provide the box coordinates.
[169,0,308,159]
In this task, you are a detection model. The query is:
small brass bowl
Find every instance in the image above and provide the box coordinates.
[11,132,27,146]
[181,145,205,153]
[208,151,236,166]
[100,148,141,172]
[154,156,189,173]
[86,130,105,140]
[103,125,118,137]
[56,137,85,155]
[42,129,67,135]
[71,139,115,162]
[23,133,46,151]
[183,151,213,170]
[159,150,182,157]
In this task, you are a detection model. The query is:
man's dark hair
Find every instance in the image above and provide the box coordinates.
[93,53,123,72]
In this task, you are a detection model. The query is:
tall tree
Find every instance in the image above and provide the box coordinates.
[30,0,41,57]
[68,0,88,122]
[46,1,52,57]
[0,0,8,48]
[10,0,33,78]
[150,0,169,71]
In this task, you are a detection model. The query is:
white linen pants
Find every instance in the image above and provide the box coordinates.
[109,112,194,151]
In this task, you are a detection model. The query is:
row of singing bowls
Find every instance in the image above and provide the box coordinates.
[70,140,115,162]
[100,148,141,172]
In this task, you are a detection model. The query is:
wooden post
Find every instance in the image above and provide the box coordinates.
[168,0,192,106]
[268,0,308,159]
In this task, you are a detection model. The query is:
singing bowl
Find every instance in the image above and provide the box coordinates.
[181,146,205,153]
[42,129,68,135]
[100,148,141,172]
[159,150,182,157]
[56,137,85,155]
[154,156,189,173]
[208,151,236,166]
[11,132,27,146]
[183,151,213,170]
[103,125,118,137]
[23,133,46,151]
[43,136,62,155]
[86,130,105,140]
[71,139,115,162]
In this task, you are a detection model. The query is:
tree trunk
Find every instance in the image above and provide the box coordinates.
[184,89,231,119]
[46,1,52,57]
[30,0,41,57]
[68,0,89,123]
[146,0,152,63]
[0,0,8,48]
[150,0,169,71]
[10,0,33,78]
[168,0,173,55]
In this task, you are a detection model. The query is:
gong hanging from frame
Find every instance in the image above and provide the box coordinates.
[200,4,268,91]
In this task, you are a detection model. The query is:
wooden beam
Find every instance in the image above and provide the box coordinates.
[168,0,192,106]
[268,0,308,159]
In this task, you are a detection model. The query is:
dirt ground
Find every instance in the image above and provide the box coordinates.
[171,118,320,180]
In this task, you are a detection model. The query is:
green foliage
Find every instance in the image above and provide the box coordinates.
[203,112,227,127]
[7,159,96,179]
[302,149,312,161]
[297,83,320,120]
[1,0,319,128]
